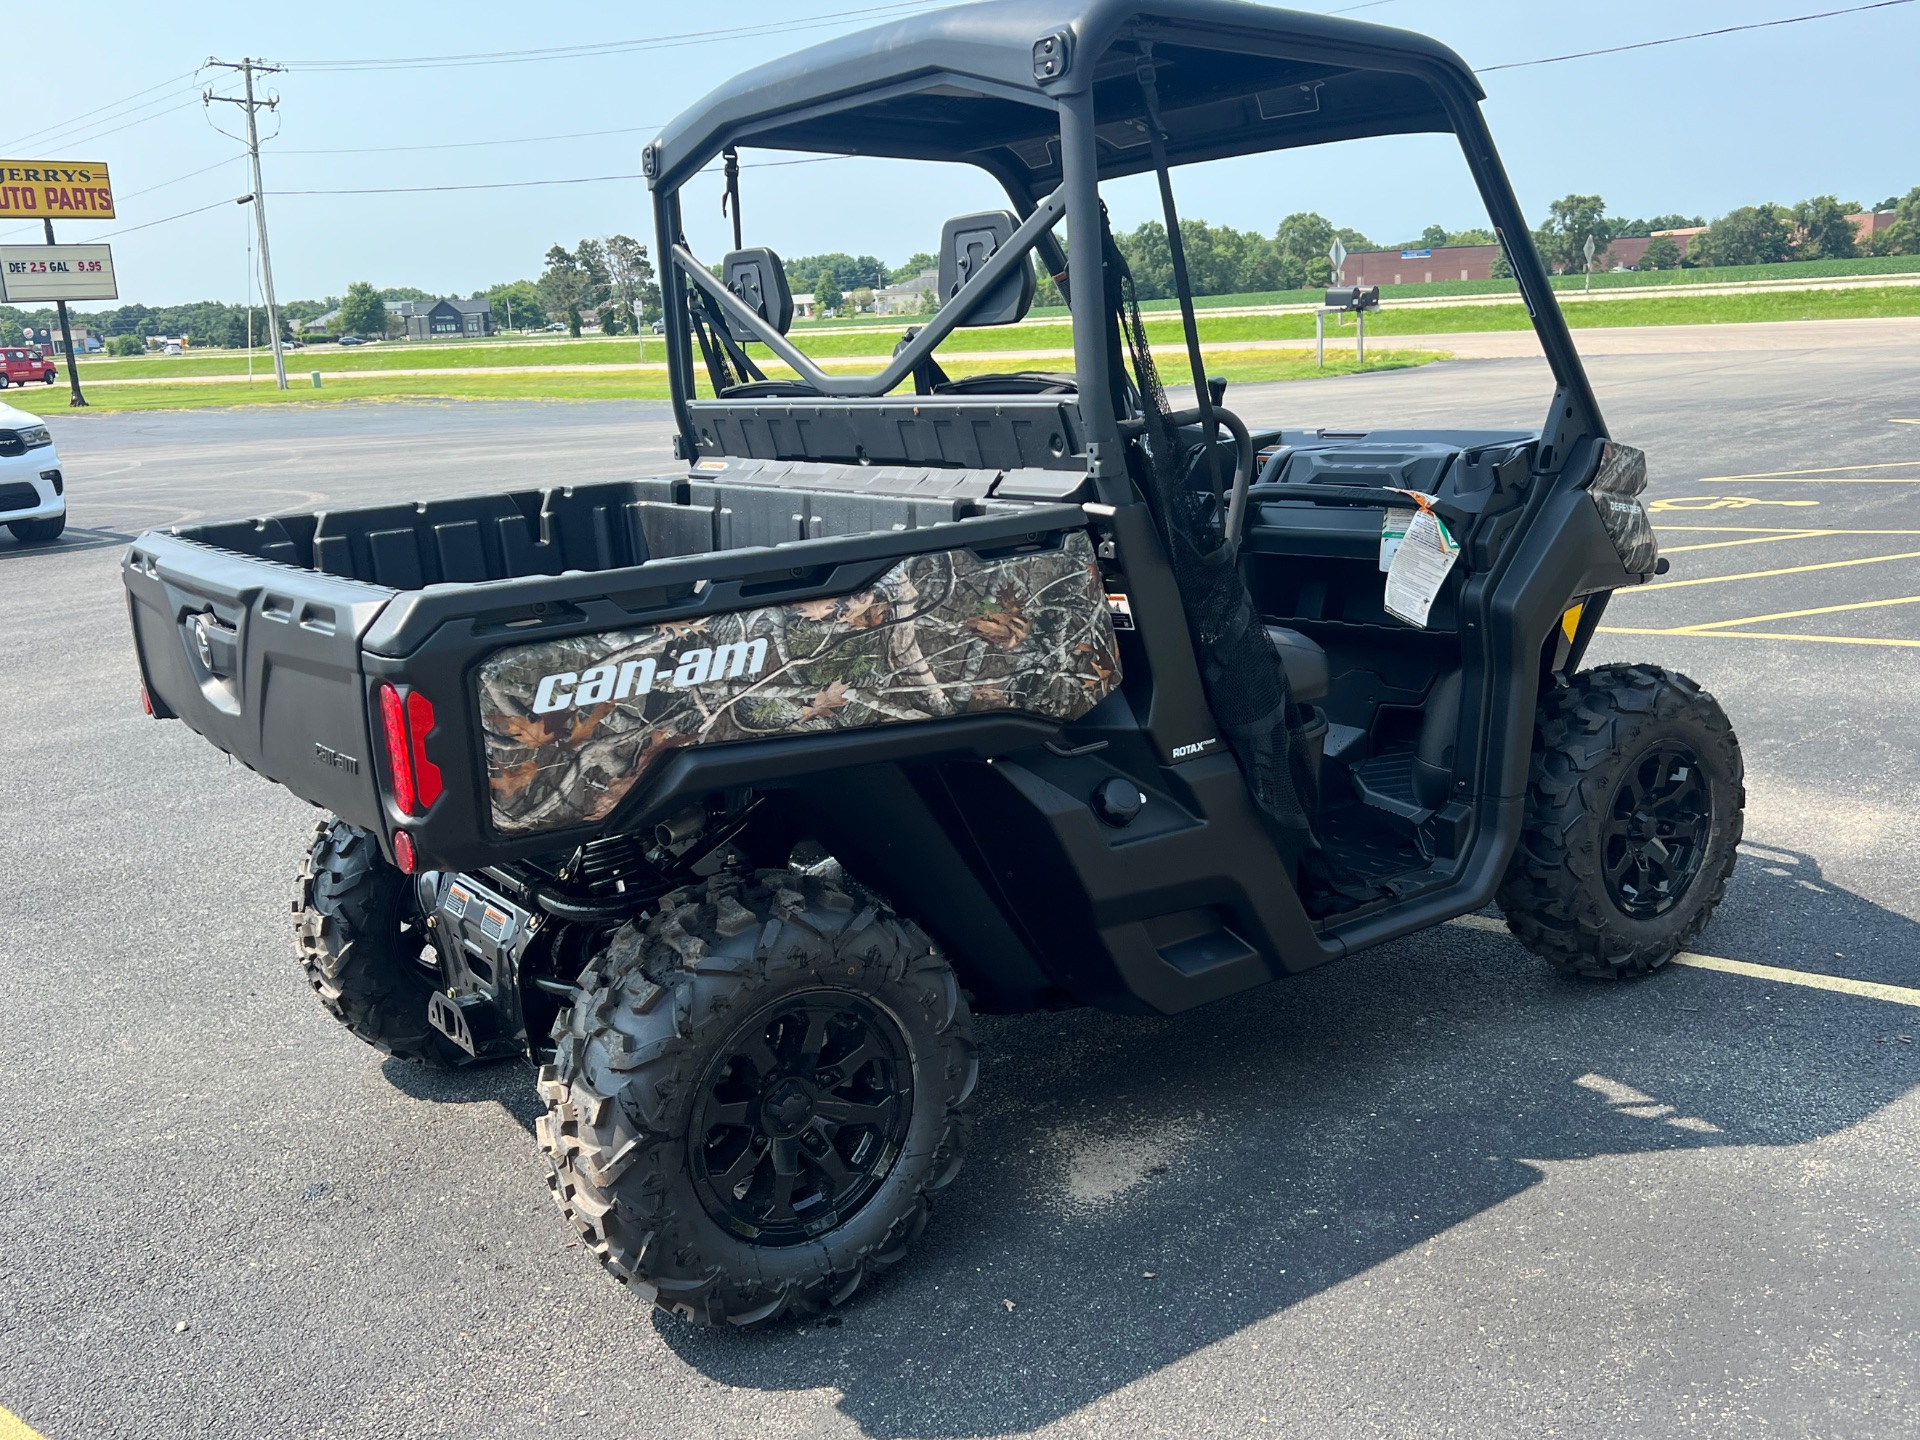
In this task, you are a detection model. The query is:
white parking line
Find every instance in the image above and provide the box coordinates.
[1446,914,1920,1007]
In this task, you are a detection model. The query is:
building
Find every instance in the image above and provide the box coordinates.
[396,298,492,340]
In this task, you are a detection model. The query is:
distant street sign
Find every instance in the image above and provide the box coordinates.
[1583,234,1597,263]
[0,243,118,302]
[1328,238,1348,277]
[1400,247,1432,259]
[0,160,115,220]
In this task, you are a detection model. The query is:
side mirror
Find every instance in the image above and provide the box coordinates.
[938,211,1034,327]
[721,248,793,339]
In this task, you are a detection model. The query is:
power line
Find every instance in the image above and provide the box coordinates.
[263,154,840,198]
[1,68,201,150]
[273,124,659,157]
[281,0,946,71]
[1479,0,1915,72]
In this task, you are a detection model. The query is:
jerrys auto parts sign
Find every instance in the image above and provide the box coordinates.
[0,160,115,220]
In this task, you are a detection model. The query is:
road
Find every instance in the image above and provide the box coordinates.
[2,328,1917,1439]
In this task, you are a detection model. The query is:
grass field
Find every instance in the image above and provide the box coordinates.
[782,252,1920,328]
[55,282,1920,412]
[63,348,1444,413]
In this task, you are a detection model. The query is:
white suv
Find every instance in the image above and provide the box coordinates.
[0,400,67,544]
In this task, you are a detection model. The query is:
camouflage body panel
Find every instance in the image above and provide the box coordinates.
[476,530,1120,835]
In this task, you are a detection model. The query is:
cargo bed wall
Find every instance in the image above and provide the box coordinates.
[172,476,1012,589]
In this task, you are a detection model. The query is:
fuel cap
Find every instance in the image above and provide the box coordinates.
[1090,777,1146,827]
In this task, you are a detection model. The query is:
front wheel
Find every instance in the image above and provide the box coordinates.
[1497,663,1744,977]
[539,864,978,1327]
[8,514,65,544]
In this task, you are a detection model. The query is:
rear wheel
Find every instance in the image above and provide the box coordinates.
[8,514,65,544]
[293,818,469,1065]
[1497,663,1743,977]
[539,864,977,1327]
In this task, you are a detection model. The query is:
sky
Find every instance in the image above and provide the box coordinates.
[4,0,1915,308]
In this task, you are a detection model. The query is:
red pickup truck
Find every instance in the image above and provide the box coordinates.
[0,346,58,388]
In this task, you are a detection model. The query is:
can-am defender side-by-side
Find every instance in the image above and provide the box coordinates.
[123,0,1743,1326]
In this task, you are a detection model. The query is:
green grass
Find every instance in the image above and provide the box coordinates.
[1072,251,1920,316]
[779,283,1920,359]
[75,336,655,381]
[69,348,1445,413]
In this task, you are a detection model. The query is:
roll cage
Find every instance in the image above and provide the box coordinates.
[646,0,1605,495]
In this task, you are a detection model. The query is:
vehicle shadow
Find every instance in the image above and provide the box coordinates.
[654,843,1920,1438]
[381,1053,545,1136]
[0,524,141,557]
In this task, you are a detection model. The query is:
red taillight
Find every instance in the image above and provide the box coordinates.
[378,682,444,819]
[406,690,443,808]
[378,683,416,814]
[392,829,417,874]
[140,685,153,717]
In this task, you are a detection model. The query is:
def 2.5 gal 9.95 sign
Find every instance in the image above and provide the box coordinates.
[0,159,115,220]
[0,244,118,303]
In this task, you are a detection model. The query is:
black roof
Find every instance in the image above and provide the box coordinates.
[650,0,1481,192]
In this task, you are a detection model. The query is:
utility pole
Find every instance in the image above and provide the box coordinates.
[42,217,87,406]
[206,58,288,389]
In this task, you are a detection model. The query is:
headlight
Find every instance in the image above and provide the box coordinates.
[1588,441,1658,576]
[20,425,52,450]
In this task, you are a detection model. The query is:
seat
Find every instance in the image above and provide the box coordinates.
[1264,625,1329,703]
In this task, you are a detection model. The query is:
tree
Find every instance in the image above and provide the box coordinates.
[1418,223,1449,250]
[539,245,588,336]
[1489,244,1514,280]
[574,238,612,329]
[106,333,143,356]
[482,279,545,332]
[1638,235,1682,272]
[814,268,844,315]
[1791,195,1859,260]
[338,281,386,338]
[1694,204,1795,267]
[889,252,937,283]
[1275,211,1337,287]
[783,252,888,294]
[849,286,876,314]
[1530,194,1614,274]
[601,234,660,336]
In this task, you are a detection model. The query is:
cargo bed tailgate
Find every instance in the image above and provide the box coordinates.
[124,533,394,828]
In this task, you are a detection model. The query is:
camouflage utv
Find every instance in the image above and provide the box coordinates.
[123,0,1743,1326]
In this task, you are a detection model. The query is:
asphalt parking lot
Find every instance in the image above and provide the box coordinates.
[2,330,1917,1439]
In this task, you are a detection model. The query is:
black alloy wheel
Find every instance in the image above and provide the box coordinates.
[1602,740,1712,918]
[690,990,915,1245]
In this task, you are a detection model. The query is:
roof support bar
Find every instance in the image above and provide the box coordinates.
[671,187,1068,398]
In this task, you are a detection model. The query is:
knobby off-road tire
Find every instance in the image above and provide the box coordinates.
[538,865,978,1328]
[8,513,65,544]
[1497,663,1744,978]
[293,818,469,1066]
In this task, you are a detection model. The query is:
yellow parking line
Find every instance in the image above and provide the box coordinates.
[1696,459,1920,479]
[1670,953,1920,1006]
[1446,915,1920,1006]
[1655,526,1920,535]
[1660,532,1829,554]
[1598,626,1920,649]
[0,1406,49,1440]
[1622,548,1920,591]
[1674,593,1920,631]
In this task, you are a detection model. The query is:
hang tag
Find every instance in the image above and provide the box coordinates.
[1379,509,1411,571]
[1383,507,1460,628]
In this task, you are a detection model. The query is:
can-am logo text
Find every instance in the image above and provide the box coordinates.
[532,640,769,714]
